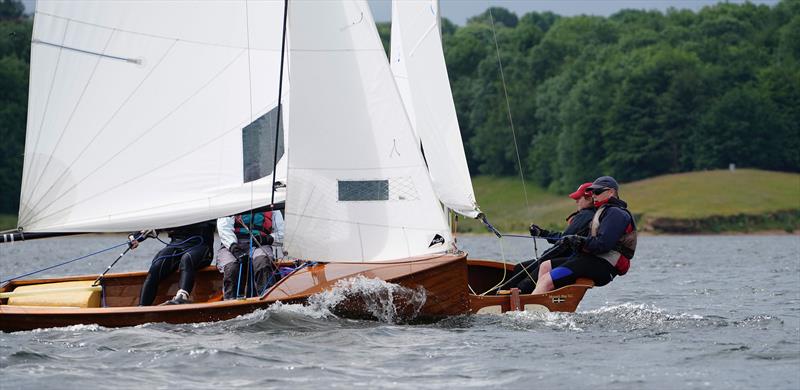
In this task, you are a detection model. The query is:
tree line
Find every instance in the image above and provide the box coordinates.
[386,0,799,192]
[0,0,29,214]
[1,0,798,214]
[462,1,799,191]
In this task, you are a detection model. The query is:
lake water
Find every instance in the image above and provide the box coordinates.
[1,234,799,389]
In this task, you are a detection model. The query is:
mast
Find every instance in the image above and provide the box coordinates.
[270,0,289,207]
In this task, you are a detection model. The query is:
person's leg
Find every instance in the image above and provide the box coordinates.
[177,245,211,295]
[537,260,552,280]
[515,260,541,293]
[222,262,240,300]
[567,254,616,287]
[217,247,239,300]
[139,247,180,306]
[531,258,573,294]
[251,246,277,296]
[532,260,553,294]
[496,258,538,292]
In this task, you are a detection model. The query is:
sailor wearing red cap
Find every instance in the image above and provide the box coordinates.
[532,176,637,294]
[498,182,596,293]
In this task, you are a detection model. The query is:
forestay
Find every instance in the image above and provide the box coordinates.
[285,0,452,262]
[19,1,288,232]
[390,0,481,218]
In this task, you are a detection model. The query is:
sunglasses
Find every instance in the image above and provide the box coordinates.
[591,187,611,195]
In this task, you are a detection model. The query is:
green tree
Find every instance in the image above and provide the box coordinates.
[0,0,24,21]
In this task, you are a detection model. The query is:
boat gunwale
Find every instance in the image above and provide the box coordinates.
[0,253,466,316]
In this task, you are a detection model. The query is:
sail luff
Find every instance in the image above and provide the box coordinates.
[390,0,481,219]
[284,0,452,263]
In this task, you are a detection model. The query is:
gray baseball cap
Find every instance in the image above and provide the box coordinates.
[587,176,619,191]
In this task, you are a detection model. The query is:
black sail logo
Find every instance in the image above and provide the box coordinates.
[428,234,445,247]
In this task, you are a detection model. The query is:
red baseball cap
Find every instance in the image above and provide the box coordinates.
[568,182,593,200]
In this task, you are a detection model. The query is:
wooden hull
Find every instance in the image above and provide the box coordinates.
[466,259,593,314]
[1,255,592,332]
[0,254,468,332]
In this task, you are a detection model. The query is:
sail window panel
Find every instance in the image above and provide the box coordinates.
[243,106,284,183]
[338,180,389,201]
[337,177,420,202]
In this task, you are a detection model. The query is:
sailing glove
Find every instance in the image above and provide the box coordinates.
[561,235,586,250]
[529,224,552,237]
[229,243,246,260]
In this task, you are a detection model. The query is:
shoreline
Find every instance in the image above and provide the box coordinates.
[455,230,800,237]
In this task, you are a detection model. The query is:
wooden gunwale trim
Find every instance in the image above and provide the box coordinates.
[468,280,594,313]
[467,259,515,271]
[0,254,467,316]
[261,253,466,302]
[469,280,594,300]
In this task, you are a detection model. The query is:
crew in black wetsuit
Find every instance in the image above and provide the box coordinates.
[128,221,215,305]
[499,182,595,293]
[532,176,637,294]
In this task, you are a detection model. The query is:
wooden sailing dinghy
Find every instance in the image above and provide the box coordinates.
[1,0,472,332]
[467,260,593,314]
[1,254,468,332]
[1,0,592,333]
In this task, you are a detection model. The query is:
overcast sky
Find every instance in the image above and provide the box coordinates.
[22,0,779,25]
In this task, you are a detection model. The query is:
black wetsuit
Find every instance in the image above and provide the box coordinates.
[501,207,595,293]
[136,221,215,306]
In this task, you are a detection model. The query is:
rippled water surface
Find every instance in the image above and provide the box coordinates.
[1,235,799,389]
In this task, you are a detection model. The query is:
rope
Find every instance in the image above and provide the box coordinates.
[1,241,129,285]
[476,214,541,295]
[478,236,509,296]
[487,5,539,259]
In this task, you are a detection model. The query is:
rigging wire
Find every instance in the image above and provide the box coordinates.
[487,5,539,260]
[1,241,128,285]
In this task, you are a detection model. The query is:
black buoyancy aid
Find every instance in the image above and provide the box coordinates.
[234,211,273,242]
[590,204,637,275]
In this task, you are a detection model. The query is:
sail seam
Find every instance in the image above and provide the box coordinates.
[23,50,249,227]
[288,165,424,171]
[21,20,70,210]
[23,112,251,229]
[21,40,181,224]
[408,22,437,57]
[25,29,119,207]
[283,213,447,231]
[35,11,284,52]
[290,49,384,52]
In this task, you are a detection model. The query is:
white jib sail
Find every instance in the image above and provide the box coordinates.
[284,0,452,262]
[19,1,289,232]
[390,0,481,218]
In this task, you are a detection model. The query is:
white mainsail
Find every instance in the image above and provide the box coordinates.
[19,1,288,232]
[284,0,452,262]
[390,0,481,218]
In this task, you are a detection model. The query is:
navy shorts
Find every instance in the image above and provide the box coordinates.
[548,254,617,289]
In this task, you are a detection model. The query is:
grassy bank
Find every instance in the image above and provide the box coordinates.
[2,170,796,234]
[459,169,800,234]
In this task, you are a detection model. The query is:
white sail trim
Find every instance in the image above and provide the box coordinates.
[390,0,481,218]
[19,1,289,232]
[285,0,451,262]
